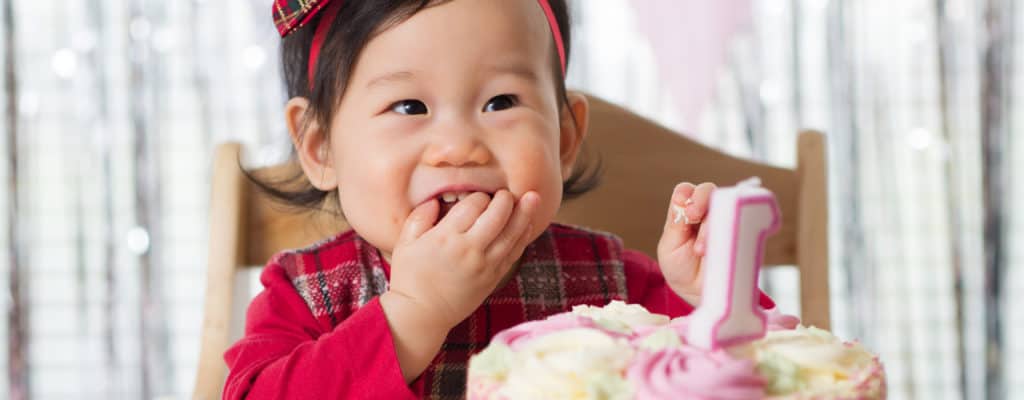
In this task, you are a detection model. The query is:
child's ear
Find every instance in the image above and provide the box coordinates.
[558,91,590,178]
[285,97,338,191]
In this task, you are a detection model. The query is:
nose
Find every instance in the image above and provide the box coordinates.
[421,121,493,167]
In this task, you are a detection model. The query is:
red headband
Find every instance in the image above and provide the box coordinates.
[273,0,567,88]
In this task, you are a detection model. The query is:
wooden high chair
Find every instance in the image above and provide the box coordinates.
[192,95,829,399]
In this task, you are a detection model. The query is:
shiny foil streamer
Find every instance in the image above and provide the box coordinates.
[981,0,1011,398]
[2,1,26,399]
[128,0,174,397]
[825,0,873,348]
[83,0,120,395]
[933,0,969,397]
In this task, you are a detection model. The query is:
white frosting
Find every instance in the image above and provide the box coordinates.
[736,326,878,396]
[468,302,884,400]
[635,327,684,352]
[572,301,669,334]
[497,328,635,400]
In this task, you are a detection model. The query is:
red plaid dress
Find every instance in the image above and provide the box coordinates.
[223,223,775,399]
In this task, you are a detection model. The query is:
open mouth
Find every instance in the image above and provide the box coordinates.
[435,191,495,222]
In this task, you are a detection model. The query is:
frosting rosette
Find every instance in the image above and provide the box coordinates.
[763,308,801,331]
[492,313,628,350]
[572,300,670,334]
[632,307,798,349]
[627,346,767,399]
[471,328,635,400]
[738,326,886,399]
[468,301,885,400]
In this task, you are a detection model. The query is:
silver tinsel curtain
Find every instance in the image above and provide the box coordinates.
[0,0,287,398]
[569,0,1020,398]
[0,0,1019,399]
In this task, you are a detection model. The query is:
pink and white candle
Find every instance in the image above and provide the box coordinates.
[686,177,781,350]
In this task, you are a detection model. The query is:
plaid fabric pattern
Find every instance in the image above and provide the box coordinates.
[273,0,333,37]
[276,223,630,399]
[277,230,390,327]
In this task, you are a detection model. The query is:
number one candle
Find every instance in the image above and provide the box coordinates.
[686,177,781,350]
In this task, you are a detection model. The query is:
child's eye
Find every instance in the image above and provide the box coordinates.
[483,94,519,112]
[389,100,428,115]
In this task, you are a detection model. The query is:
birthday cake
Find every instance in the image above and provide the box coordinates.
[466,301,885,399]
[466,179,885,399]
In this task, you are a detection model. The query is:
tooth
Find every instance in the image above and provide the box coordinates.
[441,192,457,203]
[457,193,469,201]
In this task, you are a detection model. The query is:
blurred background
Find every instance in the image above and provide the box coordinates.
[0,0,1020,399]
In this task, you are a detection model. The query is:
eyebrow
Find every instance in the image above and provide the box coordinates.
[487,63,541,83]
[363,63,541,90]
[365,71,417,90]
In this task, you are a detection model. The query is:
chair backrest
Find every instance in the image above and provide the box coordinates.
[192,94,829,399]
[557,96,830,330]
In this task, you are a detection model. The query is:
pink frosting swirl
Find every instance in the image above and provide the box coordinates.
[630,307,799,349]
[492,313,628,350]
[763,307,800,331]
[627,346,766,400]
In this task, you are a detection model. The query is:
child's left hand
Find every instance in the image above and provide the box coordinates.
[656,182,716,306]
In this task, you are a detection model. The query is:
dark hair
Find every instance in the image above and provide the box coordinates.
[248,0,601,214]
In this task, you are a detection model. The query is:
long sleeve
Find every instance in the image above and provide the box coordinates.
[621,249,776,319]
[222,263,417,400]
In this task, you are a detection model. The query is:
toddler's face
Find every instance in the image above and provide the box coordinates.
[317,0,585,257]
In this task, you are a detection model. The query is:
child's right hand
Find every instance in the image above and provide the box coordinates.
[387,189,539,331]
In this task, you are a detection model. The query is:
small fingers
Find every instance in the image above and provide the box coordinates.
[439,192,492,232]
[661,183,698,251]
[667,183,697,225]
[488,191,539,262]
[398,199,440,246]
[685,183,716,224]
[694,220,711,256]
[468,190,515,243]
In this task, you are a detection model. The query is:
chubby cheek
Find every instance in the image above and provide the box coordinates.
[338,181,404,254]
[334,148,412,255]
[526,183,562,243]
[503,135,564,241]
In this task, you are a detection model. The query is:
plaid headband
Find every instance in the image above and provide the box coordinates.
[273,0,567,88]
